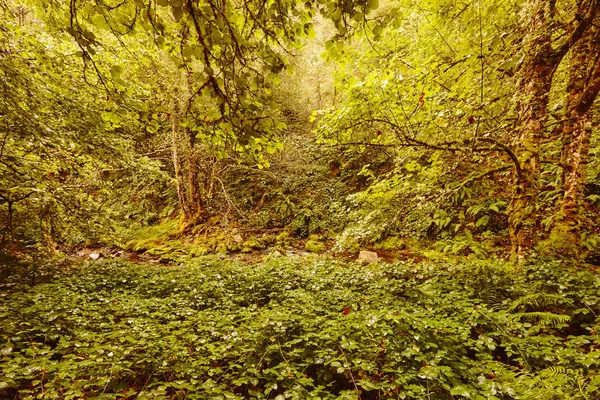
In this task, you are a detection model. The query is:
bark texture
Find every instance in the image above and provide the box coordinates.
[508,0,559,258]
[547,18,600,257]
[171,114,207,228]
[508,0,600,258]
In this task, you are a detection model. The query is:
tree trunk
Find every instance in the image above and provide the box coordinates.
[547,20,600,257]
[507,0,600,259]
[508,0,558,258]
[172,115,191,220]
[171,114,207,228]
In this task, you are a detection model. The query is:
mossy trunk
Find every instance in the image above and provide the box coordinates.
[548,114,593,257]
[171,114,207,228]
[508,0,559,258]
[547,21,599,257]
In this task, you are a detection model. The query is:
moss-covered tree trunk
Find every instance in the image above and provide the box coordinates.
[507,0,600,259]
[508,0,558,258]
[548,20,600,257]
[171,114,207,228]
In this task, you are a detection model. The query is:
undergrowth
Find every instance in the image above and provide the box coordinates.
[0,257,599,399]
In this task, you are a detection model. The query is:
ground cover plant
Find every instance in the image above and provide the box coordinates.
[1,256,599,399]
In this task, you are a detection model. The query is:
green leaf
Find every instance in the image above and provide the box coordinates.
[172,6,183,21]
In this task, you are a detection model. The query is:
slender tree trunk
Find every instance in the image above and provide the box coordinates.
[185,147,206,223]
[547,20,600,257]
[7,200,13,243]
[508,0,559,258]
[172,115,191,220]
[171,114,207,227]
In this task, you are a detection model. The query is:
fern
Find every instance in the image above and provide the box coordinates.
[508,293,573,312]
[479,291,503,310]
[513,312,572,327]
[539,366,567,379]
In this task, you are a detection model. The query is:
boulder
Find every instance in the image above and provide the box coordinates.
[89,252,102,260]
[305,240,326,253]
[233,234,244,244]
[357,250,378,264]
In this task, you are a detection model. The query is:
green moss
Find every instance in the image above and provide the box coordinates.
[538,223,580,258]
[242,238,266,250]
[216,243,228,254]
[373,236,405,251]
[190,246,209,257]
[261,233,277,245]
[276,231,292,246]
[227,241,241,252]
[305,240,326,253]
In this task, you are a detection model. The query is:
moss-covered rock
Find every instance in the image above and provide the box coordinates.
[276,231,292,246]
[190,246,209,257]
[216,243,228,254]
[243,238,266,250]
[261,233,277,246]
[305,240,326,253]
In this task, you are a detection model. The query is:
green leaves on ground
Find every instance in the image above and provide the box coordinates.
[1,257,599,399]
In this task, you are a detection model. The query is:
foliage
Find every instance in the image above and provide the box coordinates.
[1,257,599,399]
[224,136,348,237]
[0,5,171,250]
[311,0,522,252]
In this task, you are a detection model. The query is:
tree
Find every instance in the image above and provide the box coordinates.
[0,3,168,251]
[26,0,376,227]
[313,0,600,259]
[507,0,600,258]
[545,14,600,257]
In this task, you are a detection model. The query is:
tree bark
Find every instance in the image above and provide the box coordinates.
[172,115,191,220]
[171,114,207,228]
[547,19,600,257]
[507,0,600,258]
[508,0,559,258]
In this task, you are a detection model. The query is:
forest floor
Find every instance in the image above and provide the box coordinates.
[1,250,599,399]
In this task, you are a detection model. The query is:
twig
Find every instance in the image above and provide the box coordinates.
[336,343,360,395]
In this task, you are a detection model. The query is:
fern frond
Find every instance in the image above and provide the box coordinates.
[514,312,571,326]
[480,291,502,310]
[539,366,567,379]
[508,293,573,312]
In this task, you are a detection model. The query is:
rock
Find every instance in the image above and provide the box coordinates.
[357,250,378,264]
[261,233,277,245]
[270,250,283,257]
[89,252,101,260]
[233,234,244,244]
[305,240,326,253]
[242,238,265,250]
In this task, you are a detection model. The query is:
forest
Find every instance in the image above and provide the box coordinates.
[1,0,599,398]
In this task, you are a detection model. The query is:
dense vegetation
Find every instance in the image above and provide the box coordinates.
[1,0,600,398]
[2,258,599,398]
[2,0,600,260]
